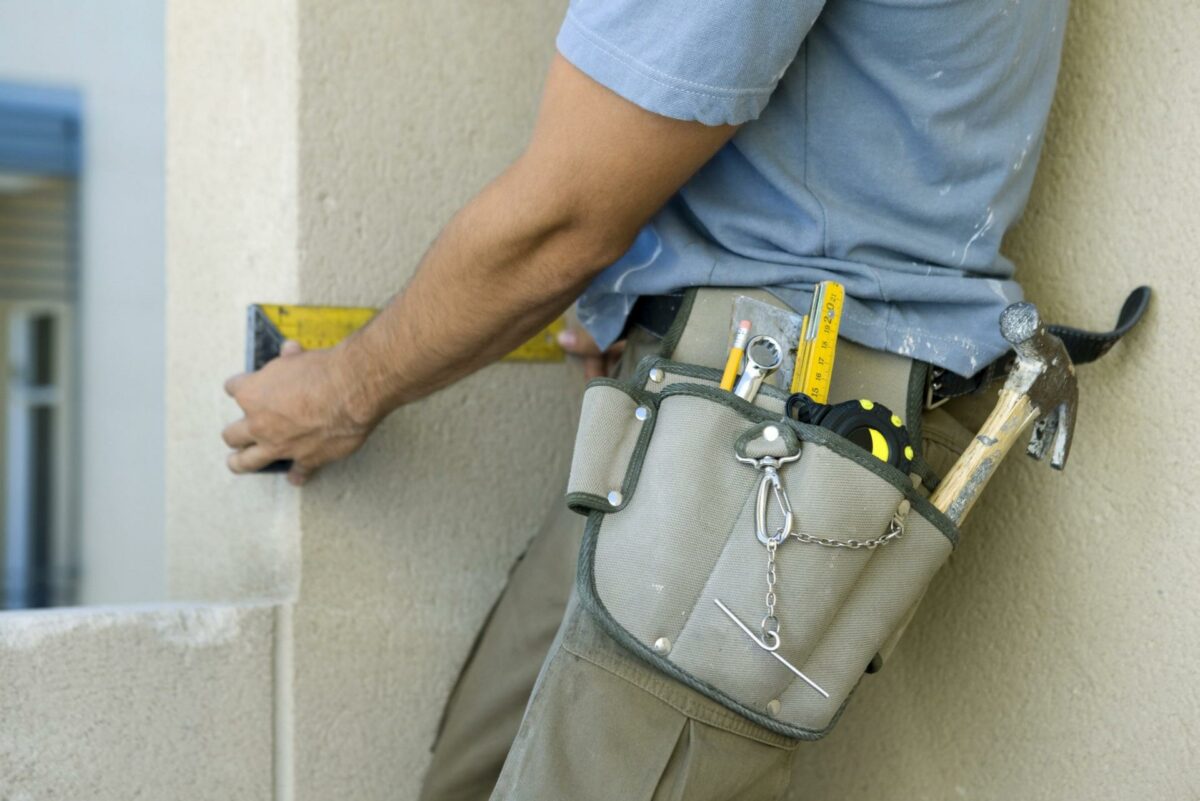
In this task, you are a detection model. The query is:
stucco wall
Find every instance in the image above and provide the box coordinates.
[2,0,1194,798]
[166,0,302,602]
[168,0,579,799]
[168,0,1198,798]
[0,0,166,605]
[0,603,275,799]
[787,2,1199,798]
[290,3,578,798]
[279,2,1199,797]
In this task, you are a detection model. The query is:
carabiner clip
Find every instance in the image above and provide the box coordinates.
[749,455,799,546]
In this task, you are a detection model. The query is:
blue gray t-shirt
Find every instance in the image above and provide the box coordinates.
[557,0,1069,377]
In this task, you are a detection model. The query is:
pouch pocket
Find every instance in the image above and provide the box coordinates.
[568,358,958,739]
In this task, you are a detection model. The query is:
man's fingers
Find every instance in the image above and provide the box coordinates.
[224,372,249,397]
[221,418,255,449]
[557,328,603,357]
[583,355,607,381]
[227,445,277,475]
[287,462,315,486]
[561,327,626,380]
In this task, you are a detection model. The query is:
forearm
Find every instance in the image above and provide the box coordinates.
[221,57,737,482]
[336,158,626,424]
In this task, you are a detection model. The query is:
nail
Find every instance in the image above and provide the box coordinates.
[557,330,577,347]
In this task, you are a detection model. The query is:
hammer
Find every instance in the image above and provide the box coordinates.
[930,302,1078,526]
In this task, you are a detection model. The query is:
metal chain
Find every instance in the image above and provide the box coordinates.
[764,538,778,616]
[787,502,909,550]
[759,535,781,641]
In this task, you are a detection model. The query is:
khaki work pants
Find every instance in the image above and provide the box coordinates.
[420,290,975,801]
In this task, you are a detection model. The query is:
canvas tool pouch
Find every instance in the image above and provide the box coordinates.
[565,290,961,740]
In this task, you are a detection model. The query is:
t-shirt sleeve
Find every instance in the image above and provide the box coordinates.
[555,0,826,126]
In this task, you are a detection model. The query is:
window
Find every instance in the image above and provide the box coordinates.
[0,83,80,608]
[5,305,74,607]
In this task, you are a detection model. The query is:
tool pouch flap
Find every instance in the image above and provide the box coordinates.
[565,379,657,514]
[567,356,959,740]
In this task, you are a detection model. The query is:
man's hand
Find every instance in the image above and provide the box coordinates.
[222,341,378,486]
[557,327,626,381]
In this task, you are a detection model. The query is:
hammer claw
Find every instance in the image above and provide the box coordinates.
[1049,402,1074,470]
[1027,403,1073,470]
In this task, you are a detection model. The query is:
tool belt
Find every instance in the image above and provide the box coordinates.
[565,285,1150,739]
[565,289,958,739]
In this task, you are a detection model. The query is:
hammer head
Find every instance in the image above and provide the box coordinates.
[999,302,1079,470]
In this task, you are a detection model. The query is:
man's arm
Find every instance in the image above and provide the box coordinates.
[222,55,737,484]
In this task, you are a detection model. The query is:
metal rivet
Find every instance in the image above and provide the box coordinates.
[653,637,672,655]
[635,406,650,422]
[607,490,623,507]
[766,699,782,717]
[763,425,780,442]
[648,368,665,384]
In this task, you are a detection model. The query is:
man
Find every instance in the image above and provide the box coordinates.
[223,1,1069,798]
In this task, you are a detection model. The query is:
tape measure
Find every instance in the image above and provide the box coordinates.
[785,393,914,474]
[246,303,566,371]
[790,281,845,402]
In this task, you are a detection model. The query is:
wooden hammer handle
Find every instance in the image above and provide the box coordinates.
[930,388,1041,526]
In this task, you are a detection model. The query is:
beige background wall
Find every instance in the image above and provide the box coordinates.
[166,0,583,799]
[789,2,1199,798]
[166,0,302,603]
[0,602,276,798]
[1,0,1196,798]
[277,1,1199,797]
[289,3,579,798]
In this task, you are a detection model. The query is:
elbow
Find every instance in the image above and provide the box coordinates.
[559,211,640,279]
[506,197,640,297]
[546,175,652,284]
[502,156,643,285]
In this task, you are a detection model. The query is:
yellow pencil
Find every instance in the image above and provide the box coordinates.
[720,320,752,391]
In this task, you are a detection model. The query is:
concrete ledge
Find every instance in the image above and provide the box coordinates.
[0,603,276,800]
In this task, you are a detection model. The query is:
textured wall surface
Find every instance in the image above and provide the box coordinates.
[0,603,275,799]
[167,0,578,798]
[291,2,576,798]
[0,0,166,605]
[166,0,302,601]
[8,0,1190,799]
[787,2,1199,799]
